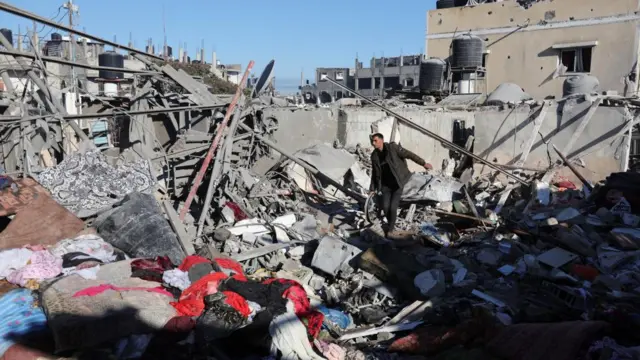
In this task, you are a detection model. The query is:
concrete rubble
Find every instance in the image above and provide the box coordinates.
[2,4,640,360]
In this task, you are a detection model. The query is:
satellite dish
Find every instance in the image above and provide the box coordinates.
[251,59,275,99]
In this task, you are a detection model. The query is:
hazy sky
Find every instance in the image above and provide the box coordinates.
[2,0,435,82]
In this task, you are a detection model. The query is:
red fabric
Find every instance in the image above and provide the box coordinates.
[222,291,251,317]
[163,316,196,332]
[178,255,211,271]
[215,257,246,280]
[555,180,577,190]
[225,202,248,221]
[262,278,324,338]
[171,272,229,317]
[72,284,173,298]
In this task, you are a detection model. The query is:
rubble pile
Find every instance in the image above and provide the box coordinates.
[2,6,640,360]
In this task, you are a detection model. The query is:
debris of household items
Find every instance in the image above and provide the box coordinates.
[37,148,156,218]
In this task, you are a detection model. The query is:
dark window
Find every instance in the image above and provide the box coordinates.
[358,78,372,89]
[384,76,400,88]
[374,77,381,89]
[405,78,414,87]
[560,47,592,73]
[336,91,343,99]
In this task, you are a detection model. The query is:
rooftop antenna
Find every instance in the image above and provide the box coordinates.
[162,2,167,60]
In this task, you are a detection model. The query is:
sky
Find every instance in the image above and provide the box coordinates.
[2,0,436,91]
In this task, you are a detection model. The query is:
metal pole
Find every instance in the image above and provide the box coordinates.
[0,31,89,141]
[238,122,367,203]
[0,49,160,74]
[0,1,163,61]
[323,77,528,185]
[0,103,224,122]
[551,144,593,191]
[179,60,255,220]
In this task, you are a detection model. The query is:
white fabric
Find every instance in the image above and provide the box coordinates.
[62,265,101,280]
[162,269,191,291]
[0,248,33,279]
[269,301,325,360]
[50,234,117,263]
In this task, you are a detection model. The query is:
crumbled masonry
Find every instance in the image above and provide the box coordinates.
[2,2,640,360]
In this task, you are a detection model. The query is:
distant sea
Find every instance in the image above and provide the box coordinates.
[274,77,303,95]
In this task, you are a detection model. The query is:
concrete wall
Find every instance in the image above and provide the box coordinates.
[474,100,631,182]
[425,0,640,99]
[266,101,629,183]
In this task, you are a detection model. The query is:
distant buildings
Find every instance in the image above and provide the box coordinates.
[309,54,423,103]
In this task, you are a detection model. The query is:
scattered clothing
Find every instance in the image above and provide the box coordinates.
[114,334,153,360]
[0,249,32,279]
[178,255,211,272]
[163,269,191,291]
[72,284,173,298]
[188,262,214,283]
[130,256,174,283]
[37,149,156,218]
[0,289,48,357]
[50,234,116,264]
[171,272,229,317]
[41,274,177,353]
[215,257,246,279]
[269,301,324,360]
[315,340,346,360]
[61,252,103,268]
[6,251,62,287]
[263,278,324,338]
[62,265,100,280]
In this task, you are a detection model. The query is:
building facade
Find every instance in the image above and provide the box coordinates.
[353,55,422,98]
[425,0,640,99]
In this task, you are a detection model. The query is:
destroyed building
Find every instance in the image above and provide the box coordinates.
[426,0,640,98]
[1,0,640,360]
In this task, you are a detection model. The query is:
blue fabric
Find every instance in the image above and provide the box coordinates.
[0,289,48,357]
[317,305,351,330]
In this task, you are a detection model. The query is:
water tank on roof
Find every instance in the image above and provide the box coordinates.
[0,28,13,47]
[451,34,484,68]
[563,74,599,97]
[436,0,456,8]
[51,33,62,41]
[98,51,124,80]
[419,58,446,93]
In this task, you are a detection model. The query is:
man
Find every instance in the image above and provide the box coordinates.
[369,133,432,236]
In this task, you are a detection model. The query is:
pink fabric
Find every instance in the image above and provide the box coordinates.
[72,284,174,298]
[7,250,62,286]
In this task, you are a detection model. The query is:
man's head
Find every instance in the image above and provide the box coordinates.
[371,133,384,151]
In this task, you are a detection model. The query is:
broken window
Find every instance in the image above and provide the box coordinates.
[559,47,592,73]
[319,72,328,81]
[358,78,372,89]
[384,76,400,89]
[335,72,344,81]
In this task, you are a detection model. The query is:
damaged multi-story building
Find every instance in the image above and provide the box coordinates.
[425,0,640,99]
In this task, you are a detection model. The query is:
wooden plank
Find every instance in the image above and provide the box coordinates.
[162,200,195,255]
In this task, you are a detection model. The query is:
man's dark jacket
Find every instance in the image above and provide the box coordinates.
[370,142,426,191]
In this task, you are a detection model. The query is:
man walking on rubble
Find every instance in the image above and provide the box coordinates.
[369,133,432,237]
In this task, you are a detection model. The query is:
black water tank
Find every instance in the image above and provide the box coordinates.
[436,0,456,8]
[98,51,124,79]
[451,34,484,68]
[0,28,13,46]
[419,58,446,92]
[51,32,62,41]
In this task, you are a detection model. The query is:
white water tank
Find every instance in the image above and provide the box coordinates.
[457,73,477,94]
[104,82,118,96]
